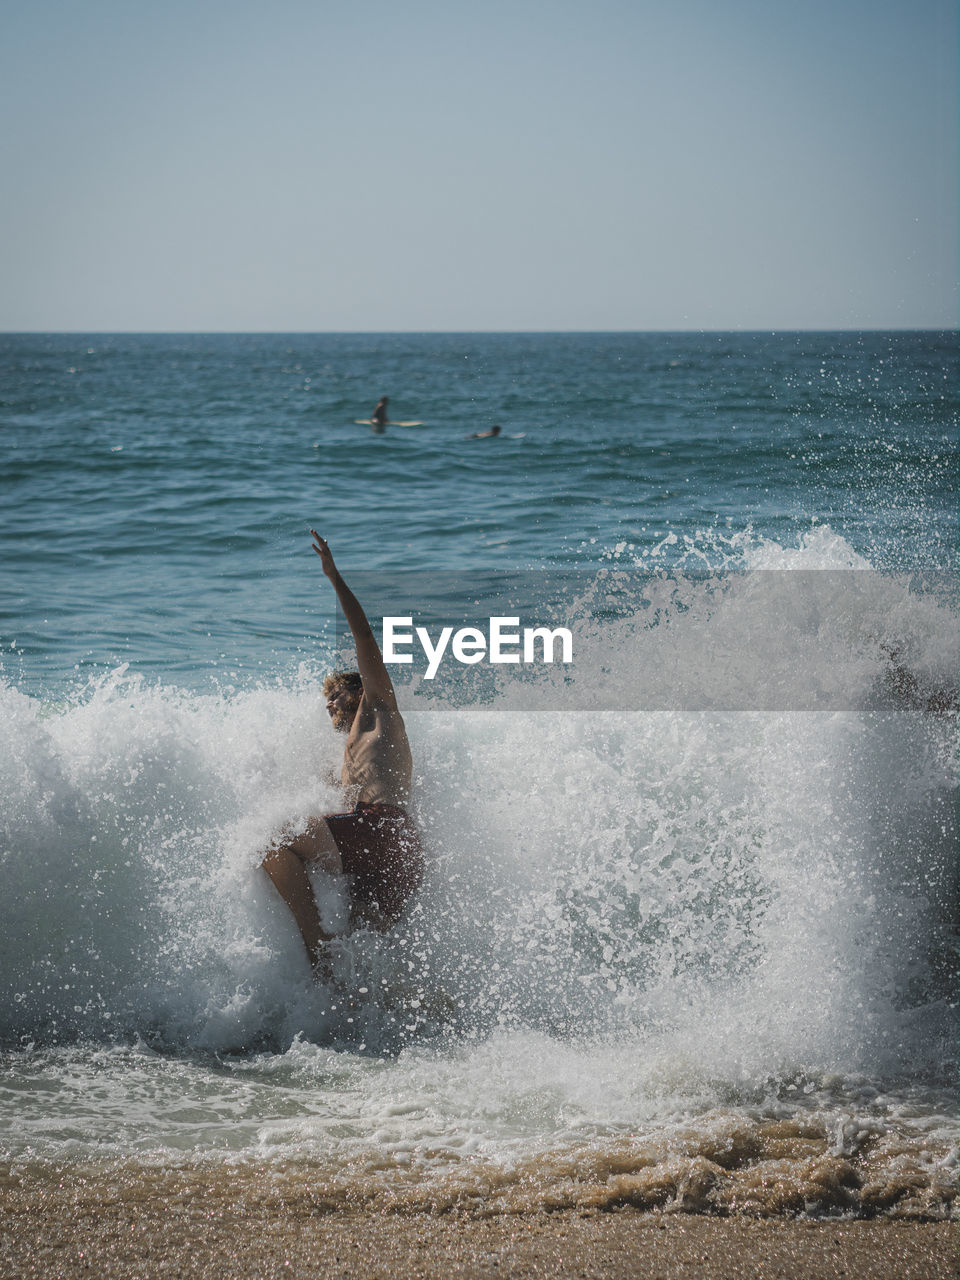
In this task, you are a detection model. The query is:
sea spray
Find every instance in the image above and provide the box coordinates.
[1,532,954,1057]
[0,532,955,1217]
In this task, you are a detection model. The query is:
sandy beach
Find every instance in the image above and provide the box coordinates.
[0,1168,954,1280]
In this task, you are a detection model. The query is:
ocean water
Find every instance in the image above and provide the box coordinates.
[0,331,957,1218]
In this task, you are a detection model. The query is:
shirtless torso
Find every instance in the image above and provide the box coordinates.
[260,534,423,976]
[340,693,412,808]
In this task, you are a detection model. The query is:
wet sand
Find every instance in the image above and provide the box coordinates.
[0,1173,954,1280]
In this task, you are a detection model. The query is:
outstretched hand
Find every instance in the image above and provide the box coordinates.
[310,529,337,580]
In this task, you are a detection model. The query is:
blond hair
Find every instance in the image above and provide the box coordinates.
[322,670,362,699]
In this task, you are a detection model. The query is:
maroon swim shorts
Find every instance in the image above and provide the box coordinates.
[325,802,424,926]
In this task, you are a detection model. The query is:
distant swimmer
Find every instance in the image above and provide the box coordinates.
[465,424,502,440]
[260,533,423,981]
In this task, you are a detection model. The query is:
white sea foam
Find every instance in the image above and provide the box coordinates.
[0,529,955,1190]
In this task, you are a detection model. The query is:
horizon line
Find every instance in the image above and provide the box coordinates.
[1,326,957,337]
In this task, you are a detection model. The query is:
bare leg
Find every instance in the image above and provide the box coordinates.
[261,819,343,976]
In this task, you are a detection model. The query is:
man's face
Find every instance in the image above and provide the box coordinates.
[326,685,361,733]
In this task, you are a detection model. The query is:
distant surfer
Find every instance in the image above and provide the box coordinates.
[355,399,424,430]
[466,424,501,440]
[260,533,423,979]
[371,397,389,433]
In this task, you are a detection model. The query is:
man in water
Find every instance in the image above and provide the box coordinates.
[371,397,389,431]
[260,532,423,976]
[466,424,501,439]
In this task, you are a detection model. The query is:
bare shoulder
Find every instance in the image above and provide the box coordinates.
[371,691,409,732]
[351,690,406,738]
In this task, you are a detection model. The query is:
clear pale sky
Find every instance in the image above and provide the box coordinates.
[1,0,956,331]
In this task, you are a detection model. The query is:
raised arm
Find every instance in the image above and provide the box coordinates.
[310,531,397,707]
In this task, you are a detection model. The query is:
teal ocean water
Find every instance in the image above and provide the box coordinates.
[2,331,955,688]
[0,331,956,1217]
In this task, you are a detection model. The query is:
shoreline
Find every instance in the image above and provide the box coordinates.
[0,1170,955,1280]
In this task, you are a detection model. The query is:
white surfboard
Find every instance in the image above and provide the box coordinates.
[353,419,425,427]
